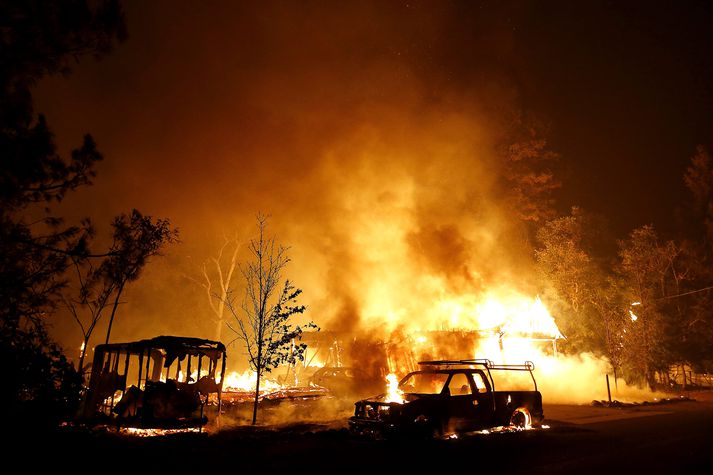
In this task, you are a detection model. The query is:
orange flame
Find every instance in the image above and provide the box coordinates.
[222,370,283,393]
[384,373,405,403]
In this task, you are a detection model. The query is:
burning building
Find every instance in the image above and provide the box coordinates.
[280,295,565,397]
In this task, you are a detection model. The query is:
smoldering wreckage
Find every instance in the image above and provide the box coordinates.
[78,325,557,437]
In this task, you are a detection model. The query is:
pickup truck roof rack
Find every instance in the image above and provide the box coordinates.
[417,359,537,391]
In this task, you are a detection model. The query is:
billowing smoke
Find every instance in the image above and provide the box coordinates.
[35,2,659,405]
[41,2,528,350]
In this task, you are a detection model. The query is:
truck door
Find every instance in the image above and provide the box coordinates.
[445,371,489,432]
[471,370,495,428]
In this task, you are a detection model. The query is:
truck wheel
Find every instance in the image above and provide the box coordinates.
[414,415,443,439]
[431,419,445,439]
[510,407,531,429]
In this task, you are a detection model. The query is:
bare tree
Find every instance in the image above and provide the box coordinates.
[225,215,317,425]
[193,234,240,342]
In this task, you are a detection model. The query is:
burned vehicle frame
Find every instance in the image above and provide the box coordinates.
[349,359,544,438]
[81,336,226,429]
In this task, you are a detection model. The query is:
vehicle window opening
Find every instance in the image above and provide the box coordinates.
[472,372,488,393]
[447,372,472,395]
[399,372,450,394]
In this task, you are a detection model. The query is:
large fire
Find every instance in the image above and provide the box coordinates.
[203,291,637,406]
[397,292,563,365]
[175,289,643,407]
[373,292,567,397]
[367,292,652,404]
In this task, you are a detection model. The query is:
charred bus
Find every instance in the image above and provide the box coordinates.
[81,336,226,429]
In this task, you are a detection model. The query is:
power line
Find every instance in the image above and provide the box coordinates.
[659,285,713,300]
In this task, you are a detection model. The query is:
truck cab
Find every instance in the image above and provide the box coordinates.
[349,359,544,438]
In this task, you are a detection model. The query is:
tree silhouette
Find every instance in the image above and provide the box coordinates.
[64,258,115,377]
[225,215,317,425]
[0,0,125,426]
[535,208,612,354]
[102,210,178,344]
[617,225,676,388]
[65,210,177,376]
[499,113,561,226]
[683,147,713,237]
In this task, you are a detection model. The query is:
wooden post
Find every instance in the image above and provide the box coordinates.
[137,350,144,389]
[606,374,612,403]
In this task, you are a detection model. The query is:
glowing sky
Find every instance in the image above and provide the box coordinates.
[33,1,713,351]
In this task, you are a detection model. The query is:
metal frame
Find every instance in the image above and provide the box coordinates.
[82,335,227,429]
[418,359,537,391]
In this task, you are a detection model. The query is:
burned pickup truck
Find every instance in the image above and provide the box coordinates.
[349,359,544,438]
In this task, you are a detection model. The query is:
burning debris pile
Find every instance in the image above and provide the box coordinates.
[591,395,694,408]
[219,369,329,406]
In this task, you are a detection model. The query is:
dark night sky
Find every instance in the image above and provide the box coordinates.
[512,1,713,234]
[32,0,713,345]
[35,0,713,236]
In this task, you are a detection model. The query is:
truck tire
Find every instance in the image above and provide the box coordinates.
[413,415,444,439]
[431,419,446,438]
[509,407,531,429]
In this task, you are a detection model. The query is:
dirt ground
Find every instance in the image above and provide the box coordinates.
[12,389,713,473]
